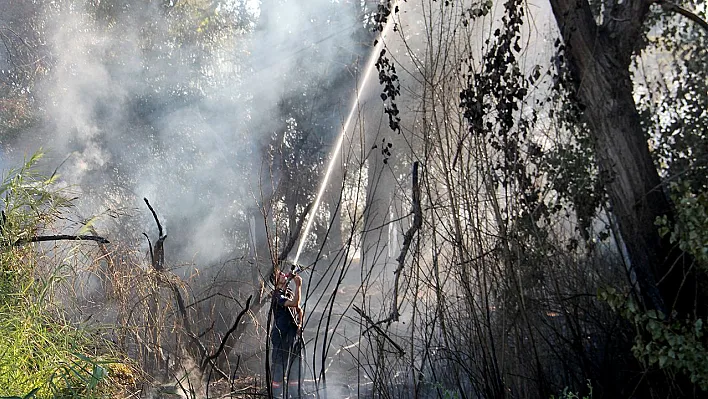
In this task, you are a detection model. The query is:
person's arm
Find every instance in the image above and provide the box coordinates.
[283,275,302,308]
[296,306,304,331]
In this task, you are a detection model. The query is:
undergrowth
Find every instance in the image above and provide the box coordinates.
[0,152,134,398]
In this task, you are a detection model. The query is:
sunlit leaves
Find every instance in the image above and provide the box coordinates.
[656,181,708,269]
[637,2,708,192]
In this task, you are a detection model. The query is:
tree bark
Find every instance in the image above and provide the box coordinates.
[548,0,696,317]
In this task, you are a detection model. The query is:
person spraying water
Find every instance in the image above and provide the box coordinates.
[270,263,304,398]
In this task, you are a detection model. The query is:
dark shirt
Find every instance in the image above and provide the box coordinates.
[272,289,297,333]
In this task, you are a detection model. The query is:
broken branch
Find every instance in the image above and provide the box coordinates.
[201,295,253,370]
[391,162,422,321]
[13,234,109,246]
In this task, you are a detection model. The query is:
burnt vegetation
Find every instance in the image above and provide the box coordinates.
[0,0,707,398]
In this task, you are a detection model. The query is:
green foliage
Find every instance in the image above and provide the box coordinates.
[600,287,708,391]
[0,388,41,399]
[539,38,608,245]
[459,0,552,240]
[442,390,461,399]
[637,4,708,191]
[0,300,110,398]
[0,152,71,246]
[48,352,111,398]
[550,381,593,399]
[634,312,708,390]
[0,153,120,398]
[656,182,708,268]
[598,182,708,391]
[1,152,68,303]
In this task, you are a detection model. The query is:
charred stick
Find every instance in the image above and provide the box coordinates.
[392,162,422,321]
[144,197,164,237]
[13,234,109,246]
[352,305,405,356]
[142,232,154,262]
[201,295,253,370]
[144,198,167,270]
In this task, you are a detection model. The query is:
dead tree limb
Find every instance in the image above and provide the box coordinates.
[200,295,253,371]
[391,162,422,321]
[144,197,166,271]
[352,305,405,356]
[3,211,109,247]
[141,199,233,381]
[13,234,109,246]
[143,199,187,329]
[655,0,708,32]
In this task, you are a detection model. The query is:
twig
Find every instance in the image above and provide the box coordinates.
[251,201,314,312]
[201,295,253,370]
[655,0,708,33]
[142,232,154,263]
[351,305,405,356]
[277,202,314,262]
[391,162,422,321]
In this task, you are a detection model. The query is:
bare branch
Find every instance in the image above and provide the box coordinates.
[391,162,422,322]
[144,198,167,270]
[352,305,405,356]
[200,295,253,370]
[656,0,708,33]
[13,234,109,246]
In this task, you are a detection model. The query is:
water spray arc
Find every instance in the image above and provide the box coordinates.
[293,5,401,265]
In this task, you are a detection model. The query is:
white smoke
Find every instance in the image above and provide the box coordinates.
[3,0,360,266]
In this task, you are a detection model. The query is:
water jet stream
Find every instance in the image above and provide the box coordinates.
[293,4,400,265]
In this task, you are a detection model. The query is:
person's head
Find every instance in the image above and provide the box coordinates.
[272,269,289,290]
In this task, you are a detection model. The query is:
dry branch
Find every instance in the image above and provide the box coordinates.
[200,295,253,370]
[13,234,109,246]
[352,305,405,356]
[140,198,245,382]
[391,162,422,321]
[655,0,708,32]
[256,201,314,309]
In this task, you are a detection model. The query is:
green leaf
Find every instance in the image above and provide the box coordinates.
[88,364,107,390]
[77,216,99,235]
[696,319,704,337]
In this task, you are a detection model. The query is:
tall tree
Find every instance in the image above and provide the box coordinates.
[547,0,706,318]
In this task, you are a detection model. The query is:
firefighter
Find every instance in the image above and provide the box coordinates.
[270,268,303,398]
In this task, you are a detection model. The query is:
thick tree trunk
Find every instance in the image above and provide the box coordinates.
[548,0,695,316]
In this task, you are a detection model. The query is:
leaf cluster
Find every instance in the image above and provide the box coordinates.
[656,182,708,269]
[376,47,402,134]
[458,0,555,240]
[637,3,708,191]
[597,179,708,391]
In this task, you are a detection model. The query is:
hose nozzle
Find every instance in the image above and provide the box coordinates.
[287,262,302,277]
